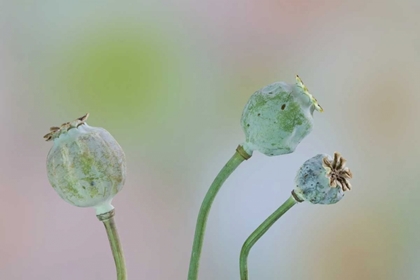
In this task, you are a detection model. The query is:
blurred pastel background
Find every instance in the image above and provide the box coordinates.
[1,0,419,279]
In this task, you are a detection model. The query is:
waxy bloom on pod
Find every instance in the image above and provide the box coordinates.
[293,152,352,205]
[241,76,323,156]
[44,114,126,215]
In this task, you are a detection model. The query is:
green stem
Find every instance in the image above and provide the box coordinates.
[188,146,251,280]
[97,209,127,280]
[240,195,298,280]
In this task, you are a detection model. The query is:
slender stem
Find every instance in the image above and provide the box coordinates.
[97,209,127,280]
[188,146,251,280]
[240,195,298,280]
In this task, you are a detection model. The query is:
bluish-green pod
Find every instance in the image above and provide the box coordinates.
[45,114,126,215]
[293,153,352,205]
[241,76,322,156]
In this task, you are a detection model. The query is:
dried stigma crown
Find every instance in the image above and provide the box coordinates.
[295,75,323,112]
[44,113,89,141]
[322,152,353,191]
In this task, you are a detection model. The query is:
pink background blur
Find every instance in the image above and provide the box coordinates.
[1,1,419,279]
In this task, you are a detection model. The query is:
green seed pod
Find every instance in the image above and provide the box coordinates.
[241,76,322,156]
[293,152,352,205]
[44,114,127,214]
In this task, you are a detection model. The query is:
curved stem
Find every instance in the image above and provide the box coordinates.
[97,209,127,280]
[188,146,251,280]
[240,195,298,280]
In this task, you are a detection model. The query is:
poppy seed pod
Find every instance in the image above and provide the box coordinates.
[240,76,322,156]
[293,153,352,205]
[45,114,127,215]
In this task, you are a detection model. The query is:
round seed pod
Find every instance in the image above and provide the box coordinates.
[293,153,352,205]
[45,114,126,214]
[241,76,322,156]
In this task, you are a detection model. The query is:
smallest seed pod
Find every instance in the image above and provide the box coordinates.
[45,114,127,215]
[240,76,322,156]
[293,152,353,205]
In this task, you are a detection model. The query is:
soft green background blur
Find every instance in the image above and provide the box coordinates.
[1,1,419,279]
